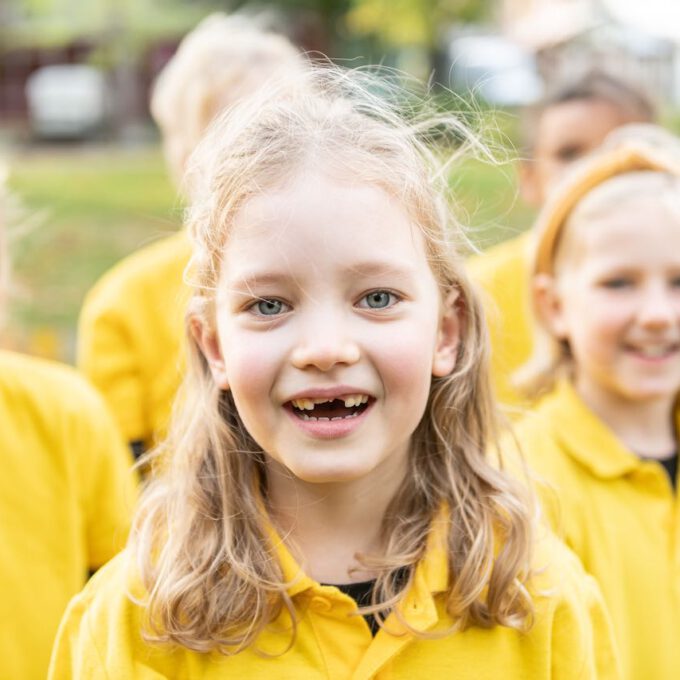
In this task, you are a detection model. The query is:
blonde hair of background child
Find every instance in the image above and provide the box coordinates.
[130,64,535,654]
[517,126,680,398]
[150,12,305,186]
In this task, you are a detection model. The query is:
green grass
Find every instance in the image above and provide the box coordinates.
[453,156,534,251]
[4,142,533,363]
[6,145,180,360]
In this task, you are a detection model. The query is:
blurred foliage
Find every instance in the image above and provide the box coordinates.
[1,0,219,46]
[2,0,492,55]
[346,0,492,49]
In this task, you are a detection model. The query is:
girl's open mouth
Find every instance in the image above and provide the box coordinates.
[624,342,680,361]
[287,394,373,421]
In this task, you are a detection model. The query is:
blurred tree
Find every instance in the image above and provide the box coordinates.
[345,0,493,77]
[227,0,353,54]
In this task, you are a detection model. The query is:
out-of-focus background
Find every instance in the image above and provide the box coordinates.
[2,0,679,362]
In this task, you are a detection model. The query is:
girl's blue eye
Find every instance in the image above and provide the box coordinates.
[601,278,632,289]
[361,290,397,309]
[254,299,287,316]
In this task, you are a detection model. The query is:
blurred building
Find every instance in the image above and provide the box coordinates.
[501,0,679,105]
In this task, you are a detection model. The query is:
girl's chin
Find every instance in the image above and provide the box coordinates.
[618,383,680,404]
[286,464,377,485]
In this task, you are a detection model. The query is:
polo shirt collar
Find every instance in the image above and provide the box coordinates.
[542,380,641,479]
[265,506,450,626]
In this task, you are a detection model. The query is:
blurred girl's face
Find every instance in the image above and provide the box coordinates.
[195,171,460,485]
[545,196,680,409]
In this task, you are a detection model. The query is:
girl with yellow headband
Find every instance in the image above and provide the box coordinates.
[514,124,680,680]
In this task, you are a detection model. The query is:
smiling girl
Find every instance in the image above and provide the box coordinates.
[514,125,680,680]
[50,65,618,679]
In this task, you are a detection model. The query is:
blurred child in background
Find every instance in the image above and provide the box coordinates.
[77,13,305,458]
[0,161,137,679]
[49,65,618,679]
[469,71,655,413]
[513,126,680,679]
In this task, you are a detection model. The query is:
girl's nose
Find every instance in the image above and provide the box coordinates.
[291,322,361,372]
[638,284,678,328]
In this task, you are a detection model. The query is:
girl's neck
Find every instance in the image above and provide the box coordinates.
[574,376,677,459]
[265,452,409,584]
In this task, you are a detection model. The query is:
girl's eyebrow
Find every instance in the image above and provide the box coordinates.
[346,260,418,278]
[228,272,291,291]
[229,260,417,292]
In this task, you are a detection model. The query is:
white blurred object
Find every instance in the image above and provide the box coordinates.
[25,65,109,138]
[507,0,594,51]
[447,34,544,106]
[602,0,680,42]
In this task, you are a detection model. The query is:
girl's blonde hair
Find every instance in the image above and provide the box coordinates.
[150,12,304,185]
[518,124,680,397]
[131,64,535,654]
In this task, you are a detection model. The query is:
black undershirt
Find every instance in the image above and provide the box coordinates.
[326,568,410,636]
[335,580,380,635]
[129,440,145,461]
[640,451,679,491]
[659,453,678,490]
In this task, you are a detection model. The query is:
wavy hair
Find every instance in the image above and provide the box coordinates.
[130,64,535,654]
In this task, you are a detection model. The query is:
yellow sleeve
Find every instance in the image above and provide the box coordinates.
[48,590,107,680]
[70,386,138,568]
[49,555,169,679]
[77,294,148,446]
[549,559,621,679]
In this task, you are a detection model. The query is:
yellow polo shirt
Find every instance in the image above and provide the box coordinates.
[77,230,191,450]
[0,350,137,680]
[468,231,534,414]
[514,380,680,680]
[49,511,619,679]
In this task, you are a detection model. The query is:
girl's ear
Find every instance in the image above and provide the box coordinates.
[533,273,568,339]
[190,315,229,390]
[518,159,542,208]
[432,289,462,377]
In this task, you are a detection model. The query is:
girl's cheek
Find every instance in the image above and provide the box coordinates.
[370,325,439,388]
[226,331,285,393]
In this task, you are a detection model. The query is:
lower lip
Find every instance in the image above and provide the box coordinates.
[285,402,373,439]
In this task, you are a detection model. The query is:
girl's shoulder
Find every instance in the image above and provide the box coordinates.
[529,525,602,603]
[49,550,184,679]
[0,349,122,438]
[56,550,143,636]
[526,528,620,677]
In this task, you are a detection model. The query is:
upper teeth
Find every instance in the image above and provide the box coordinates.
[291,394,369,410]
[634,345,673,358]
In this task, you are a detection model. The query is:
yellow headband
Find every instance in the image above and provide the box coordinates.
[533,142,680,275]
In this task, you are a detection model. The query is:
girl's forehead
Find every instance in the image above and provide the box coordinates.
[557,194,680,273]
[221,171,434,286]
[584,195,680,241]
[222,172,430,269]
